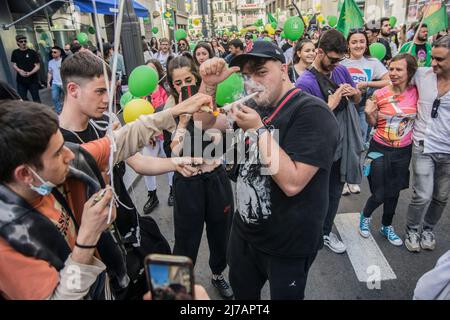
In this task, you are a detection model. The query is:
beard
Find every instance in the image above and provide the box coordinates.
[418,35,428,42]
[381,30,391,37]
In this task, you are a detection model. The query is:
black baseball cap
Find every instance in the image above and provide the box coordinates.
[230,41,286,68]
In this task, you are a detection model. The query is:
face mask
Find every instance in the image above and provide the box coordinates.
[28,167,56,196]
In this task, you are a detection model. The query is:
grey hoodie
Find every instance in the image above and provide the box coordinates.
[414,250,450,300]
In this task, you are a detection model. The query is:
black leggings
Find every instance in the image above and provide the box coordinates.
[362,140,412,226]
[173,166,233,275]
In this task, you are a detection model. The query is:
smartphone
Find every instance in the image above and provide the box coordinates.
[145,254,195,300]
[180,84,199,102]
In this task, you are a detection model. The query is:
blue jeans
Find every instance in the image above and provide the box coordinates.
[51,83,64,114]
[406,144,450,232]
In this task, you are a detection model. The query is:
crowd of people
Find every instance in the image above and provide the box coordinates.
[1,15,449,300]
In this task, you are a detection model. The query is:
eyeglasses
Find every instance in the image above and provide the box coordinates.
[324,51,345,64]
[431,98,440,119]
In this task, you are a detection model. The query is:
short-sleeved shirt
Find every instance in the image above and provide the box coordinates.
[373,86,418,148]
[0,137,110,300]
[341,56,388,85]
[11,48,40,84]
[233,89,339,257]
[295,64,356,102]
[48,58,62,86]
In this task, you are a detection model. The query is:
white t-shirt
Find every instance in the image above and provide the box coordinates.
[412,67,450,154]
[48,58,62,86]
[341,56,388,84]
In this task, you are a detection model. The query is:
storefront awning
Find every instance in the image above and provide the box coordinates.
[73,0,148,18]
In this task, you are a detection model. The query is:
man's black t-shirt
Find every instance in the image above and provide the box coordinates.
[11,48,40,84]
[377,38,392,65]
[233,89,339,257]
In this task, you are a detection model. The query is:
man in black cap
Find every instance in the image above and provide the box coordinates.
[10,35,41,102]
[227,41,339,299]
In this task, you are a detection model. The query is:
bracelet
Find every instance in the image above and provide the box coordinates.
[75,241,97,249]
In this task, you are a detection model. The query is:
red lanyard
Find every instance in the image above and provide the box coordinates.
[263,89,300,125]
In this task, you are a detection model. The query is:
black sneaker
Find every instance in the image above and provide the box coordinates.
[211,275,233,300]
[167,186,174,207]
[143,190,159,215]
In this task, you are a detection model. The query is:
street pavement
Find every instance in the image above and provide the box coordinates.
[40,89,450,300]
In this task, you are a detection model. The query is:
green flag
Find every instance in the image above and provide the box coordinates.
[424,6,449,36]
[268,12,277,27]
[336,0,364,38]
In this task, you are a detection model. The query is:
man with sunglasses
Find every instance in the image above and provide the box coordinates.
[10,35,41,102]
[405,35,450,253]
[296,29,362,255]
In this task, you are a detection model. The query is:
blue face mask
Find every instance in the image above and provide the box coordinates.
[28,167,56,196]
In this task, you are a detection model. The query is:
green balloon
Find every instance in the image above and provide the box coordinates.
[120,91,136,108]
[280,31,286,39]
[88,26,96,34]
[216,73,244,107]
[175,29,187,41]
[369,43,387,61]
[252,34,257,41]
[389,16,397,28]
[283,16,305,41]
[327,15,338,27]
[77,32,89,45]
[128,65,159,97]
[263,37,272,42]
[152,27,159,34]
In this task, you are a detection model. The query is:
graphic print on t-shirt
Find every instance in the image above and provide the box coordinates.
[235,130,271,224]
[348,67,372,84]
[416,46,427,67]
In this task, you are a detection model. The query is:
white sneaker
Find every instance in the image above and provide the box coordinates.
[420,230,436,251]
[342,183,351,196]
[348,184,361,194]
[405,230,421,252]
[324,232,347,254]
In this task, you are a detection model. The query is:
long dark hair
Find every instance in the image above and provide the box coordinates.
[292,39,314,65]
[347,30,371,58]
[167,56,201,102]
[193,42,214,66]
[145,58,166,91]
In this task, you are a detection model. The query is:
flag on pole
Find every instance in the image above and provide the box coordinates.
[268,12,278,28]
[336,0,365,38]
[424,6,449,36]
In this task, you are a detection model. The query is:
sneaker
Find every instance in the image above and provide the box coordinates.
[167,186,174,207]
[348,184,361,194]
[380,225,403,246]
[324,232,347,253]
[143,190,159,215]
[420,230,436,251]
[405,229,421,252]
[211,274,234,300]
[342,183,351,196]
[359,213,371,238]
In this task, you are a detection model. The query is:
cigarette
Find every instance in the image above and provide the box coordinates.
[221,91,260,112]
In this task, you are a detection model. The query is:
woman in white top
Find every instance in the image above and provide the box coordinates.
[288,39,316,83]
[340,28,391,195]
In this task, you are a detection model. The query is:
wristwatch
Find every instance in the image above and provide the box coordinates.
[256,123,274,137]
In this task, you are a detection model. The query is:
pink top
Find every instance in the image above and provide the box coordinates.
[149,85,168,141]
[373,86,418,148]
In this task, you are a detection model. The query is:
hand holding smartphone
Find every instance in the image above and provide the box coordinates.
[145,254,195,300]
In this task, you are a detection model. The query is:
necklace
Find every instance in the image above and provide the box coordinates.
[66,121,100,144]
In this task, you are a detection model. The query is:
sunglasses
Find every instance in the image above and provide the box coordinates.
[18,39,27,43]
[51,51,59,54]
[324,51,345,64]
[349,28,365,34]
[431,98,440,119]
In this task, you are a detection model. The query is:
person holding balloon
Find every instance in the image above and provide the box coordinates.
[162,55,236,300]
